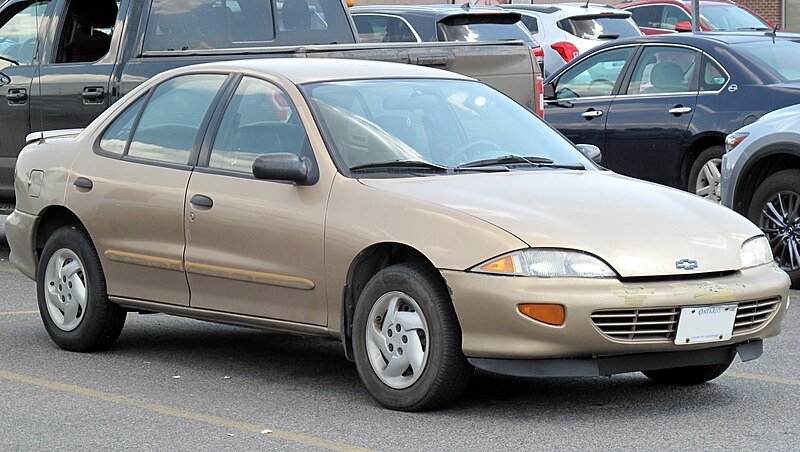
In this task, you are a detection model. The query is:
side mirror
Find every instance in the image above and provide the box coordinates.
[543,82,556,100]
[0,72,10,86]
[674,21,692,32]
[252,153,310,184]
[576,144,602,164]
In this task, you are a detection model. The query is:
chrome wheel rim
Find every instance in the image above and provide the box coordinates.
[365,291,429,389]
[44,248,88,332]
[758,190,800,272]
[695,157,722,203]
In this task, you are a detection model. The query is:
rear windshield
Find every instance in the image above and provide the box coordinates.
[143,0,355,52]
[437,13,532,43]
[700,5,770,31]
[732,40,800,82]
[557,16,641,40]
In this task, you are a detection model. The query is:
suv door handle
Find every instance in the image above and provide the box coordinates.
[581,109,603,119]
[6,88,27,104]
[190,194,213,208]
[668,106,692,115]
[81,87,105,103]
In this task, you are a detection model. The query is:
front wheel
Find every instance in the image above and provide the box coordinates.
[37,225,126,351]
[747,169,800,287]
[352,263,472,411]
[688,145,725,203]
[642,357,734,385]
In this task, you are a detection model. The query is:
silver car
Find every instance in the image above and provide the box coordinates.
[502,3,642,77]
[722,103,800,288]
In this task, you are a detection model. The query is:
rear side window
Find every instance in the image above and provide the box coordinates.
[127,74,228,165]
[353,14,418,43]
[700,56,729,91]
[626,46,698,94]
[99,96,146,155]
[557,16,641,39]
[437,13,531,42]
[519,15,539,34]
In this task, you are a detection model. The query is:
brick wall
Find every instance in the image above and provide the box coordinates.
[735,0,783,27]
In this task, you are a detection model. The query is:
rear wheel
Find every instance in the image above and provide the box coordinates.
[37,225,126,351]
[352,263,472,411]
[642,357,734,385]
[747,169,800,287]
[688,145,725,203]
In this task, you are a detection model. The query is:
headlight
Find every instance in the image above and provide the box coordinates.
[725,132,749,153]
[740,236,773,269]
[471,249,616,278]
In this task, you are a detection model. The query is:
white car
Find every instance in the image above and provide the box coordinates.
[502,3,642,77]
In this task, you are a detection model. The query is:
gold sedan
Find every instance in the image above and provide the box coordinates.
[5,59,789,411]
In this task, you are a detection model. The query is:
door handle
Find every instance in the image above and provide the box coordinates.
[581,109,603,119]
[73,177,93,190]
[6,88,27,104]
[668,106,692,115]
[81,87,105,103]
[190,194,213,208]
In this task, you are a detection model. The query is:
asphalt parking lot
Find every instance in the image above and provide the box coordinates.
[1,216,798,451]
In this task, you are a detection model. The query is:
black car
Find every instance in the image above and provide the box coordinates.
[543,32,800,199]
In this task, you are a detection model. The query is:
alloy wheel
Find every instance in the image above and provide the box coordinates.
[695,157,722,203]
[758,190,800,272]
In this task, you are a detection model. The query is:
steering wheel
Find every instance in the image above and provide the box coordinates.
[452,139,503,165]
[588,78,613,93]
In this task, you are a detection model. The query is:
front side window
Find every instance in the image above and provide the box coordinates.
[628,5,662,29]
[209,77,310,173]
[555,47,635,99]
[626,46,698,94]
[303,79,592,174]
[0,1,48,69]
[126,74,227,165]
[660,5,690,30]
[353,14,418,43]
[56,0,119,63]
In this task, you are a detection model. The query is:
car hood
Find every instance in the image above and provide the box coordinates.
[362,171,762,277]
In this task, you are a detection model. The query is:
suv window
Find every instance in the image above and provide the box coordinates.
[628,5,662,29]
[519,15,539,35]
[54,0,119,63]
[557,16,640,39]
[353,14,419,43]
[0,1,48,69]
[127,74,228,165]
[209,77,310,173]
[661,5,690,30]
[555,47,635,99]
[436,14,531,42]
[626,46,698,94]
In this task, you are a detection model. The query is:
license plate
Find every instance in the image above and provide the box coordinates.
[675,304,737,345]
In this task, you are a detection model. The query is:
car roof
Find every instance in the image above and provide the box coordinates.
[174,58,474,85]
[619,0,741,7]
[503,3,631,17]
[350,4,514,17]
[590,31,800,48]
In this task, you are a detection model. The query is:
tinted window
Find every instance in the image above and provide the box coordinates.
[628,5,662,29]
[555,47,634,99]
[519,15,539,34]
[99,96,145,155]
[437,14,532,42]
[0,1,47,69]
[210,77,309,173]
[353,14,418,43]
[127,74,227,165]
[700,56,728,91]
[626,46,698,94]
[558,16,641,39]
[732,40,800,82]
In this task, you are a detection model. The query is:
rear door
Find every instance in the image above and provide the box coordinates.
[544,45,637,158]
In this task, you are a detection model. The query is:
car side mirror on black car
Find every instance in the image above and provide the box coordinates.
[252,153,311,184]
[576,144,603,165]
[543,82,556,100]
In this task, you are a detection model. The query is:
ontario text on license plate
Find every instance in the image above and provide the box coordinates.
[675,304,737,345]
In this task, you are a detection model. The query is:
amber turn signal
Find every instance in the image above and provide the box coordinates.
[518,304,565,326]
[480,255,517,274]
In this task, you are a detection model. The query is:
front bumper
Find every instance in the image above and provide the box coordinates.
[5,209,39,280]
[442,264,789,363]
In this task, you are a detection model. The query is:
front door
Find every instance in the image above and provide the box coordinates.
[184,76,329,325]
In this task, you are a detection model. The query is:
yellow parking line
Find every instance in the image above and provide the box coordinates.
[0,310,38,316]
[727,371,800,386]
[0,266,19,273]
[0,370,372,452]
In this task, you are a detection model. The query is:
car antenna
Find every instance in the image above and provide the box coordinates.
[583,0,590,8]
[34,3,44,141]
[766,22,778,43]
[462,2,470,10]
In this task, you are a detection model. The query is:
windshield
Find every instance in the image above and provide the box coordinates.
[732,40,800,82]
[558,16,641,39]
[437,14,533,42]
[301,79,592,176]
[700,5,770,30]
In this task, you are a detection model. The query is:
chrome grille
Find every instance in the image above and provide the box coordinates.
[591,298,781,342]
[734,298,780,333]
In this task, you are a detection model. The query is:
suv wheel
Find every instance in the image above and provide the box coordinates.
[688,146,725,203]
[748,169,800,287]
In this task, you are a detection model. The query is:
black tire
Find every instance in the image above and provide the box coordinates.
[37,225,126,352]
[747,169,800,288]
[688,145,725,201]
[352,263,472,411]
[642,357,734,385]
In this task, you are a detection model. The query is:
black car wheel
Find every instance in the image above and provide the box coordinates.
[748,169,800,287]
[688,146,725,203]
[352,263,472,411]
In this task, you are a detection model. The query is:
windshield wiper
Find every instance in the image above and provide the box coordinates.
[456,155,585,170]
[737,27,771,31]
[349,160,449,172]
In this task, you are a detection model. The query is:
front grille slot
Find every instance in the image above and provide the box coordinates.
[734,298,780,333]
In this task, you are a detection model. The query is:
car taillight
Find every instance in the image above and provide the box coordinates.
[532,46,544,65]
[535,73,544,119]
[550,41,580,63]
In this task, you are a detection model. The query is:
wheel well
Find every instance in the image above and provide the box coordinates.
[339,243,440,362]
[35,206,87,255]
[733,152,800,215]
[681,134,725,190]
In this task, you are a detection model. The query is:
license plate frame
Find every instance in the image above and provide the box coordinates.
[674,304,737,345]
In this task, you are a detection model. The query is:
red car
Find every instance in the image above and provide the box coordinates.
[617,0,773,34]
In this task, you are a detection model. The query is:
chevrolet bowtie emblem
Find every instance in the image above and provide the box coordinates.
[676,259,699,270]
